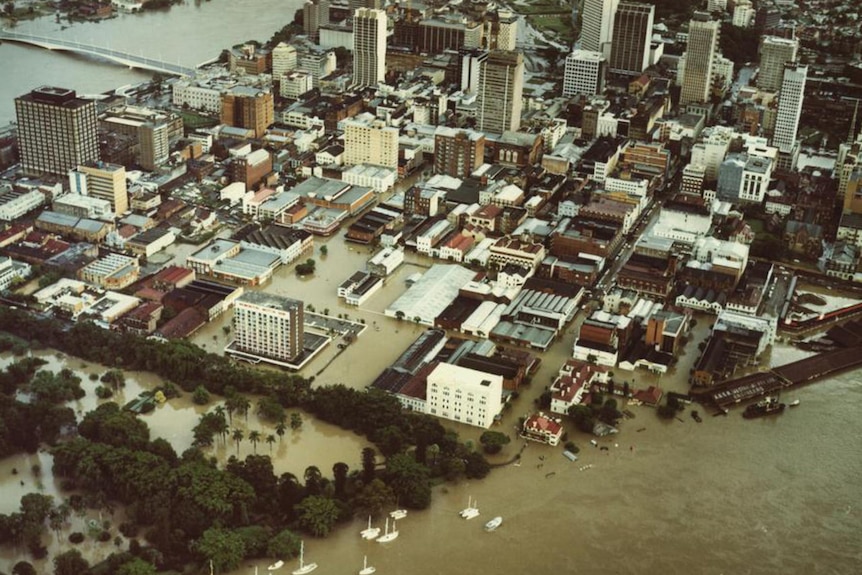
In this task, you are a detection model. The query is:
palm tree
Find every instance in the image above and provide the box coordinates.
[232,428,244,455]
[275,419,287,442]
[214,404,226,422]
[266,434,276,453]
[237,397,252,423]
[248,430,261,454]
[225,396,238,424]
[216,417,229,446]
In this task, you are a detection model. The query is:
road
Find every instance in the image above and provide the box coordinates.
[593,197,664,296]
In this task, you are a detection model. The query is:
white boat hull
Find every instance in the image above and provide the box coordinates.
[390,509,407,520]
[360,528,380,540]
[359,568,377,575]
[484,516,503,532]
[291,563,317,575]
[268,560,285,571]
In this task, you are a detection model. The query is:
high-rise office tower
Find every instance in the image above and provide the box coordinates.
[69,161,128,216]
[679,13,720,106]
[772,62,807,154]
[563,49,607,97]
[15,86,99,177]
[580,0,619,57]
[303,0,330,40]
[757,36,798,92]
[608,2,654,76]
[353,8,387,88]
[232,292,305,364]
[477,50,524,134]
[460,49,488,95]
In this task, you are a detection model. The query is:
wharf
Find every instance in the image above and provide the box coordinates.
[691,346,862,411]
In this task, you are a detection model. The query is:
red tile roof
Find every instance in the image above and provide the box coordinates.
[524,412,563,436]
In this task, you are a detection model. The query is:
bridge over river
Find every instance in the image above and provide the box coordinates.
[0,29,204,76]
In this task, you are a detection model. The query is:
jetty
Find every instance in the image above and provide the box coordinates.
[691,346,862,412]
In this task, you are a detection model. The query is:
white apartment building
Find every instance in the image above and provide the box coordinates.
[343,113,399,169]
[231,292,304,364]
[425,362,503,429]
[563,50,606,97]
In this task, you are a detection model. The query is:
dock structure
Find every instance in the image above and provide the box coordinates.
[691,346,862,411]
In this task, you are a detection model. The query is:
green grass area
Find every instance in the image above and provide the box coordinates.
[515,1,571,16]
[527,14,575,44]
[179,111,219,130]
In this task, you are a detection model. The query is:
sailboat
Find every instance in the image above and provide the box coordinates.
[291,541,318,575]
[360,515,381,540]
[358,555,376,575]
[459,496,480,520]
[376,517,399,543]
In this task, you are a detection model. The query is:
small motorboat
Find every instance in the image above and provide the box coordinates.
[788,399,800,407]
[484,516,502,532]
[268,560,285,571]
[389,509,407,520]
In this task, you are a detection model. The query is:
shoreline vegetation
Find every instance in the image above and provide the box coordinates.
[0,306,491,574]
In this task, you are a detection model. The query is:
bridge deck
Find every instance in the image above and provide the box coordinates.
[0,29,195,76]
